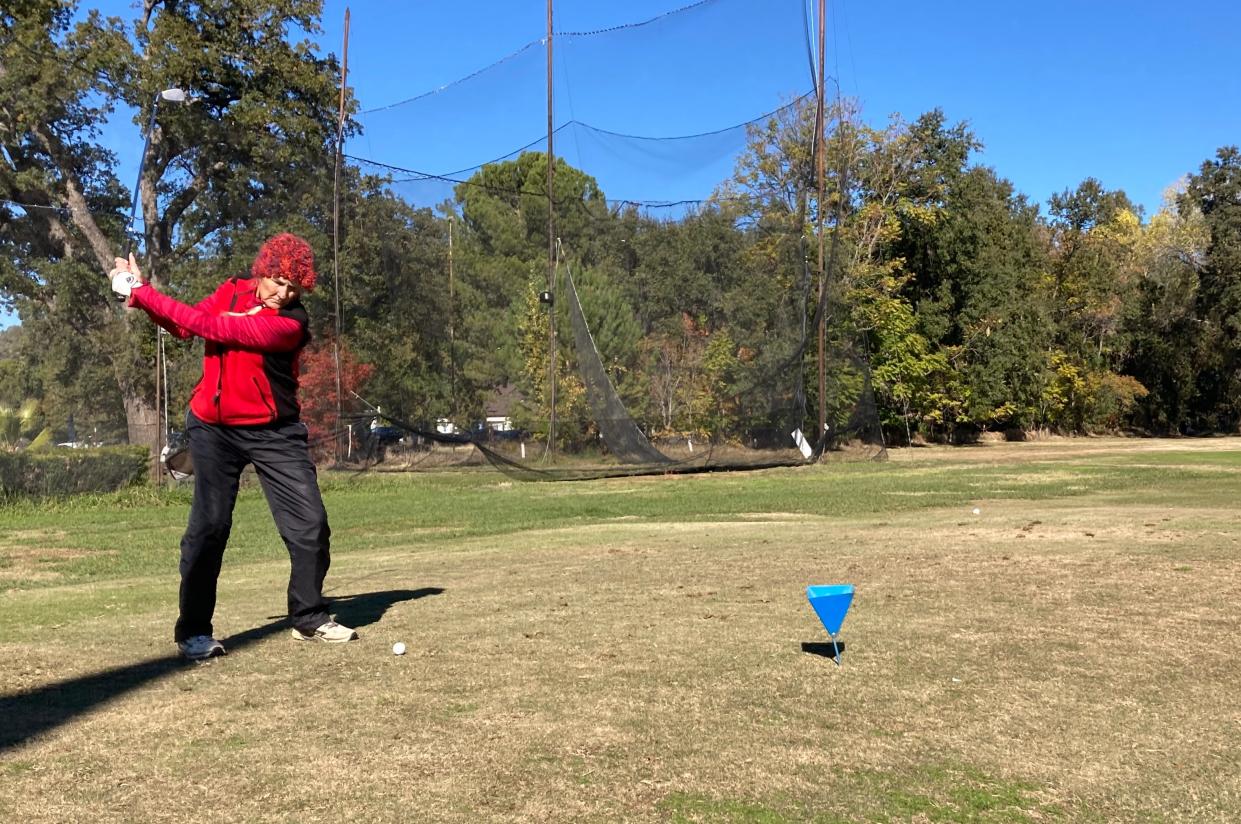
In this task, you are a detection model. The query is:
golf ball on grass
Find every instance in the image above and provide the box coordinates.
[971,507,981,515]
[392,642,406,656]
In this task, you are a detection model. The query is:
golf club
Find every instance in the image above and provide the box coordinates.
[121,88,188,265]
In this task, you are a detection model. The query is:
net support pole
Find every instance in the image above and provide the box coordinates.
[331,8,351,464]
[546,0,557,455]
[815,0,828,439]
[448,216,456,420]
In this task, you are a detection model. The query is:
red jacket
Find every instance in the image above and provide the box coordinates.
[129,278,311,426]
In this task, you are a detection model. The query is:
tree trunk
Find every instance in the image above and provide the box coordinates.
[123,388,159,464]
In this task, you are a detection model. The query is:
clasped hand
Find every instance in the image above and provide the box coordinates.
[108,253,145,298]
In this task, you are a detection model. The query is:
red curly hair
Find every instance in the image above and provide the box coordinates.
[251,233,317,291]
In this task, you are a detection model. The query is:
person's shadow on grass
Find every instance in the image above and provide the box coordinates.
[0,587,443,753]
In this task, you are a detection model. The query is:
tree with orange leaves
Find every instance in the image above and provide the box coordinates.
[298,337,374,457]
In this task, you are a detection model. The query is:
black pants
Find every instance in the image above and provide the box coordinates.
[175,412,331,641]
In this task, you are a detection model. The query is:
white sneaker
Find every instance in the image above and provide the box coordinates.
[291,620,358,643]
[178,635,226,660]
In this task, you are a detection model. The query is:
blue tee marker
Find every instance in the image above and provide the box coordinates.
[807,584,854,665]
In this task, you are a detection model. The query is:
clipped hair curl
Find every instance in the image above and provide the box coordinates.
[251,233,316,291]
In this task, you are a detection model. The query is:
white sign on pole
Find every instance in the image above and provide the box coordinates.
[791,428,813,459]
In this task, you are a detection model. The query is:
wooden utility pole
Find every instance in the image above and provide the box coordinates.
[331,8,351,463]
[815,0,828,439]
[546,0,557,455]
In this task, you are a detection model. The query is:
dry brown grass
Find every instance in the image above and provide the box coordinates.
[2,441,1240,822]
[0,529,104,584]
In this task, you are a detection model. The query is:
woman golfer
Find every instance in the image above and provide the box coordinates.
[109,233,357,660]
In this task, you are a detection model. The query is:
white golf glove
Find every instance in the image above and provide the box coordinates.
[108,254,144,300]
[110,267,141,299]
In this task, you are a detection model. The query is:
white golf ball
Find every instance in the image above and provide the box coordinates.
[971,507,981,515]
[392,642,406,656]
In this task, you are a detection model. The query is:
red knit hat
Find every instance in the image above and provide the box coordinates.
[251,233,316,291]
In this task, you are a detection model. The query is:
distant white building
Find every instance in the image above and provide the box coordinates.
[483,385,522,433]
[484,415,513,433]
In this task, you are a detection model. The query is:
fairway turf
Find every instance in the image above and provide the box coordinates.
[1,437,1239,822]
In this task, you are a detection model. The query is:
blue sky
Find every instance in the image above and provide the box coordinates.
[3,0,1238,328]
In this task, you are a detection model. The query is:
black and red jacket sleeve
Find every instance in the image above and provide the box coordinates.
[128,284,303,351]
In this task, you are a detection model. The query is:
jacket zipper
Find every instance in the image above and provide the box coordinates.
[214,284,241,417]
[253,377,276,421]
[213,351,224,415]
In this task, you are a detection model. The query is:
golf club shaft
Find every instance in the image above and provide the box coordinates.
[124,109,157,258]
[117,105,159,299]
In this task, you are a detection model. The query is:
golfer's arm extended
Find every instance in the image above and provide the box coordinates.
[139,289,222,340]
[129,285,302,351]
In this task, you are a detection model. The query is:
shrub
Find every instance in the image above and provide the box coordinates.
[0,446,149,502]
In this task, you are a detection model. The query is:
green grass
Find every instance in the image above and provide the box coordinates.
[2,453,1231,589]
[661,763,1077,823]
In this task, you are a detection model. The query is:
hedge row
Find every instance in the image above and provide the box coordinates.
[0,447,150,501]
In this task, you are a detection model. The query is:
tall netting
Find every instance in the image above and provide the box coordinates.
[563,264,673,467]
[318,0,886,480]
[351,0,814,210]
